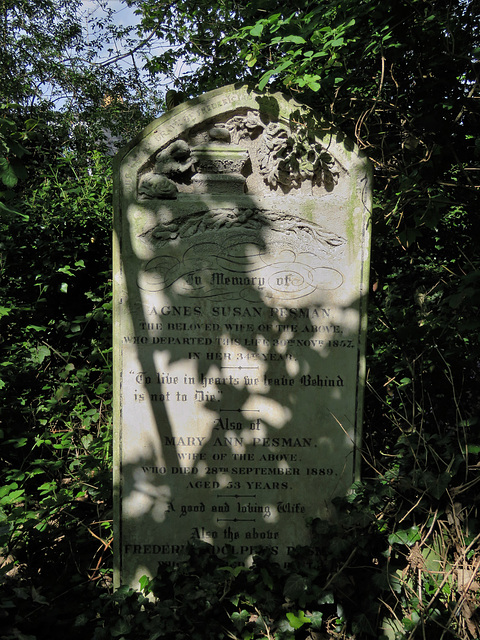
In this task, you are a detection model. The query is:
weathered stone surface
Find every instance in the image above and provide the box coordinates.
[113,84,372,588]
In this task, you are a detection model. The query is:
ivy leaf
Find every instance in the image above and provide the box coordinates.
[283,573,308,600]
[111,618,133,637]
[138,574,150,591]
[231,610,250,631]
[318,592,335,605]
[286,611,311,629]
[309,611,324,629]
[388,526,421,547]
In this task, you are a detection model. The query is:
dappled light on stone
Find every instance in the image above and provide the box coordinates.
[113,85,371,588]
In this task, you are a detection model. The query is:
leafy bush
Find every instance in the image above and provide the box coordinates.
[0,151,114,628]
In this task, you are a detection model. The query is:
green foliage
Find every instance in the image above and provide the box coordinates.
[0,2,165,636]
[86,535,382,640]
[0,0,479,639]
[0,105,37,219]
[0,149,115,638]
[1,151,112,489]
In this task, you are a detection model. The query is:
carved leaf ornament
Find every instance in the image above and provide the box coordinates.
[223,111,339,190]
[137,109,339,199]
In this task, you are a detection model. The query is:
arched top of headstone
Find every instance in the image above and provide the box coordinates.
[115,84,366,205]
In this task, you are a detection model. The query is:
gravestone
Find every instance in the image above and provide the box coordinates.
[113,85,371,588]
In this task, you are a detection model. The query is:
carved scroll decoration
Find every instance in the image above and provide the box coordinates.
[140,208,346,251]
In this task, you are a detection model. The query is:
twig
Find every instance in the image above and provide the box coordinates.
[322,547,357,593]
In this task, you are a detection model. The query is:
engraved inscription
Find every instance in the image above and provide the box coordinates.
[114,85,371,588]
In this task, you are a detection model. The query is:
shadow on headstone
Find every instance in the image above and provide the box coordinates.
[113,84,372,588]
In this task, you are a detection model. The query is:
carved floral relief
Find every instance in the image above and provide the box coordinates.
[136,110,340,199]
